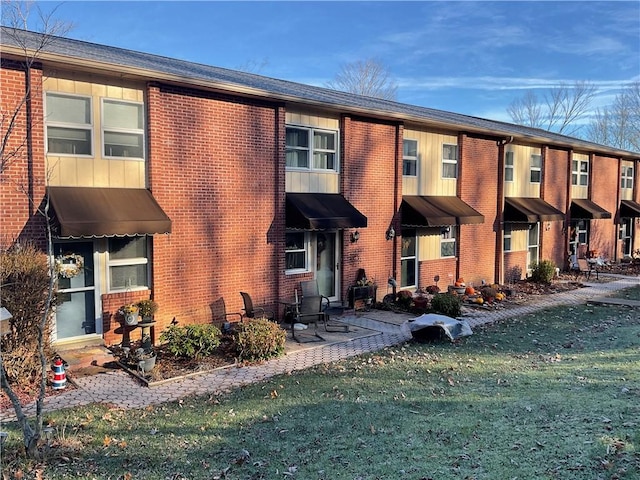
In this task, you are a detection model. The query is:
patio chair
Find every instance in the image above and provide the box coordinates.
[239,292,275,321]
[575,258,596,280]
[210,297,242,331]
[291,295,325,343]
[299,280,348,332]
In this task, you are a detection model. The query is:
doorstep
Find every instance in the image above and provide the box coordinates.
[55,343,115,371]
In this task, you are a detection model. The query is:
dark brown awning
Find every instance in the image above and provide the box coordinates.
[400,196,484,227]
[570,199,612,219]
[504,197,564,223]
[286,193,367,230]
[620,200,640,218]
[48,187,172,238]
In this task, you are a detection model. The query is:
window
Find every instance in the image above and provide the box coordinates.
[503,224,512,252]
[621,166,634,189]
[400,230,416,288]
[285,126,337,171]
[102,100,144,159]
[46,93,92,155]
[440,226,456,258]
[620,218,633,257]
[504,151,514,182]
[108,237,149,291]
[572,159,589,186]
[403,139,417,176]
[285,232,308,272]
[530,154,542,183]
[527,223,539,269]
[442,144,458,179]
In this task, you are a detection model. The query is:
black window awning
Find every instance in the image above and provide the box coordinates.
[620,200,640,218]
[570,199,612,220]
[400,196,484,227]
[504,197,564,223]
[286,193,367,230]
[48,187,172,238]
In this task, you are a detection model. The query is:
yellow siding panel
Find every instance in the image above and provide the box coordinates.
[571,185,588,199]
[402,176,418,195]
[286,110,339,129]
[621,160,634,200]
[404,128,458,196]
[504,144,541,197]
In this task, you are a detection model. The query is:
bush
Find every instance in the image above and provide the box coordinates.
[530,259,557,284]
[234,318,286,362]
[430,293,462,318]
[159,324,222,360]
[0,243,54,387]
[395,290,413,310]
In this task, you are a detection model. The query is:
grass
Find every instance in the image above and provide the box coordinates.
[2,287,640,479]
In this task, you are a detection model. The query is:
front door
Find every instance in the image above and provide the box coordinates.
[54,241,99,341]
[315,231,339,301]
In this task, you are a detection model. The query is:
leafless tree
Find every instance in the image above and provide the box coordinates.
[325,58,398,101]
[507,81,598,137]
[235,57,269,75]
[587,81,640,153]
[1,1,72,458]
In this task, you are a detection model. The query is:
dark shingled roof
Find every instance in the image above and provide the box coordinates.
[1,26,638,159]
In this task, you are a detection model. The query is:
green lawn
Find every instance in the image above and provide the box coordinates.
[3,287,640,479]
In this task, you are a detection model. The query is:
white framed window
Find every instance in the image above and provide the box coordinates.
[527,223,539,269]
[503,224,512,252]
[285,126,338,171]
[107,236,149,291]
[504,151,514,182]
[621,166,634,190]
[572,159,589,186]
[530,154,542,183]
[403,139,417,176]
[285,231,309,272]
[102,99,145,159]
[440,226,456,258]
[442,144,458,179]
[620,218,633,257]
[400,229,417,288]
[45,92,92,156]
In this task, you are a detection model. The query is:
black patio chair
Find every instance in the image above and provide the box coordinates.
[239,292,275,321]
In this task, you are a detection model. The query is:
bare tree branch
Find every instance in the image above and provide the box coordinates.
[325,58,398,101]
[507,81,597,136]
[587,81,640,152]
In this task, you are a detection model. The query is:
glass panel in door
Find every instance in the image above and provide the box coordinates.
[316,232,338,300]
[527,223,539,271]
[54,241,97,340]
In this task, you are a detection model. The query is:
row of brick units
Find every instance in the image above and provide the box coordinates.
[1,57,639,348]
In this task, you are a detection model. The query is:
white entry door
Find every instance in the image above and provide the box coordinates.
[53,241,100,341]
[315,231,339,301]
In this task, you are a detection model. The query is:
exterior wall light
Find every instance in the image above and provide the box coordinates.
[350,230,360,243]
[386,226,395,240]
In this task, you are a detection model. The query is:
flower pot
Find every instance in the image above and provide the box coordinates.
[137,353,156,373]
[124,310,139,326]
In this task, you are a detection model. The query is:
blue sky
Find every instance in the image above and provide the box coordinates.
[26,1,640,123]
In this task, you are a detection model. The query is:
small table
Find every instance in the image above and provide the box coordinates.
[137,320,156,350]
[277,298,300,324]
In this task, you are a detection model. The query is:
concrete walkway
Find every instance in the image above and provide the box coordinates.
[2,274,638,423]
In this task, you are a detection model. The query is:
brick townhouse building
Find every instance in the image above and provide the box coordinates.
[1,27,639,349]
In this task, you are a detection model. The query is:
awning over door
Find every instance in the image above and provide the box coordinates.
[286,193,367,230]
[400,196,484,227]
[48,186,172,238]
[620,199,640,218]
[504,197,564,223]
[570,199,612,219]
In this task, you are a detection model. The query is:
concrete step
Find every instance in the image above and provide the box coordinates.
[56,345,115,371]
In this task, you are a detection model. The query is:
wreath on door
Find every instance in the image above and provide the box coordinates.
[55,253,84,279]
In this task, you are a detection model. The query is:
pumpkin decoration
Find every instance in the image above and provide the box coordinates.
[474,297,484,304]
[465,286,476,295]
[454,277,466,287]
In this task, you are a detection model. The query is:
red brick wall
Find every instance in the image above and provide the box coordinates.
[0,61,47,248]
[341,116,401,302]
[102,291,150,345]
[591,154,620,260]
[458,134,499,285]
[143,84,283,337]
[541,147,570,270]
[418,258,458,290]
[504,251,527,283]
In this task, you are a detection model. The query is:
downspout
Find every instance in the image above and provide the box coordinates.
[391,123,400,285]
[25,64,34,216]
[614,157,622,262]
[495,141,505,284]
[565,149,573,270]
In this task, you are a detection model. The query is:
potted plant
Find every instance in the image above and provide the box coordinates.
[137,299,159,322]
[119,303,139,326]
[113,345,156,375]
